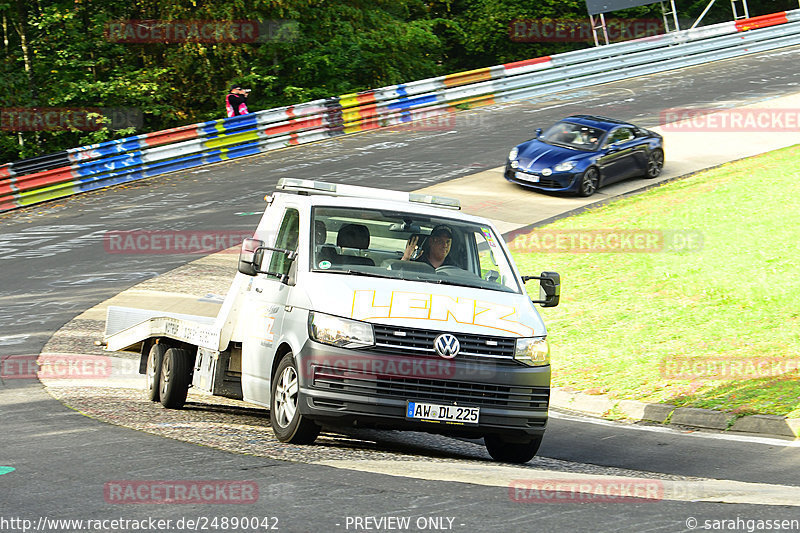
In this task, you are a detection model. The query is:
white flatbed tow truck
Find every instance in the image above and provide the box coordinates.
[104,178,560,462]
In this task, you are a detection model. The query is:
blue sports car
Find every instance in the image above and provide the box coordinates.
[505,115,664,197]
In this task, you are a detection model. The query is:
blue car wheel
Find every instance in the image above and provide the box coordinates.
[645,149,664,178]
[578,167,600,197]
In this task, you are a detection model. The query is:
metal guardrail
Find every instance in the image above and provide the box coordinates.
[1,9,799,213]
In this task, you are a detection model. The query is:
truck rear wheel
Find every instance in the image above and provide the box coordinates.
[485,434,543,464]
[270,352,320,444]
[146,343,167,402]
[159,347,192,409]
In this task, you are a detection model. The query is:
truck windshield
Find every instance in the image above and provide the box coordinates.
[311,207,521,294]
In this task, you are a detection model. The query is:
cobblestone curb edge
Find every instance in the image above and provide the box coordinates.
[551,388,800,439]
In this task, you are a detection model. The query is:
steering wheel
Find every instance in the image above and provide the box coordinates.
[435,265,463,275]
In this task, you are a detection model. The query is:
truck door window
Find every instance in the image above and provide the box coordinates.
[268,208,299,276]
[474,231,504,287]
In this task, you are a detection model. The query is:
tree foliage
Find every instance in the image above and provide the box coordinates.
[0,0,790,162]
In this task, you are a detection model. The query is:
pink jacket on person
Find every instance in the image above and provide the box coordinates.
[226,93,249,117]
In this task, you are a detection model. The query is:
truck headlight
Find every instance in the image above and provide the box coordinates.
[308,312,374,349]
[514,337,549,366]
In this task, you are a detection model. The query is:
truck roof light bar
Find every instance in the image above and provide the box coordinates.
[408,193,461,210]
[276,178,461,210]
[277,178,337,194]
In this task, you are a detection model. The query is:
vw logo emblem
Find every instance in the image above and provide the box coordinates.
[434,334,460,359]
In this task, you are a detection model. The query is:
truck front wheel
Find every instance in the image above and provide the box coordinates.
[159,347,192,409]
[270,352,320,444]
[485,434,543,464]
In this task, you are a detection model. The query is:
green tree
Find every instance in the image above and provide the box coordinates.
[0,0,795,163]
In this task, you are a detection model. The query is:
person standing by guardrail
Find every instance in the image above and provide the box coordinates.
[225,84,250,117]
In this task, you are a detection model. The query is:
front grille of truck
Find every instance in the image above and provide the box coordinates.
[371,324,518,365]
[312,365,549,410]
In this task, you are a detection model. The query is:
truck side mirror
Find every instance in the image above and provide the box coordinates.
[238,238,265,276]
[523,271,560,307]
[238,238,297,283]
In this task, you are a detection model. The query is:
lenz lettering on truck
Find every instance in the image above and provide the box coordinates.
[104,179,560,463]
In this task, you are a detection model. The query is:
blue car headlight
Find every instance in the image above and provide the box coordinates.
[508,147,519,161]
[554,161,577,172]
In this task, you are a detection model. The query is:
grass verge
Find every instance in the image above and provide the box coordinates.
[512,144,800,419]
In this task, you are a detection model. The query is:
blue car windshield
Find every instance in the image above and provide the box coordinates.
[541,122,605,151]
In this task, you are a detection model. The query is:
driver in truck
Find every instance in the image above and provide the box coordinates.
[401,224,453,268]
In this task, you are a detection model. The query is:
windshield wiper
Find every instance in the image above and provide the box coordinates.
[427,278,471,287]
[325,269,397,280]
[426,277,515,293]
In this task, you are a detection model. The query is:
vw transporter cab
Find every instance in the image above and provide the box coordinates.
[104,179,560,463]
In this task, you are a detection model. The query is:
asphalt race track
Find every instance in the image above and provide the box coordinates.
[2,46,800,532]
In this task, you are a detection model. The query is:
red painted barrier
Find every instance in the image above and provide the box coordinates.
[143,125,201,147]
[14,166,77,192]
[0,198,18,211]
[356,92,377,105]
[736,12,788,32]
[0,178,15,196]
[503,56,553,70]
[263,117,324,136]
[354,103,379,121]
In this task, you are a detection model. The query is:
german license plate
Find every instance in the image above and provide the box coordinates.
[406,401,479,425]
[516,171,539,183]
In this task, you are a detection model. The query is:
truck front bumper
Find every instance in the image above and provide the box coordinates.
[296,340,549,440]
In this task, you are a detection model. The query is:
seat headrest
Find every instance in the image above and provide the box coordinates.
[337,224,370,249]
